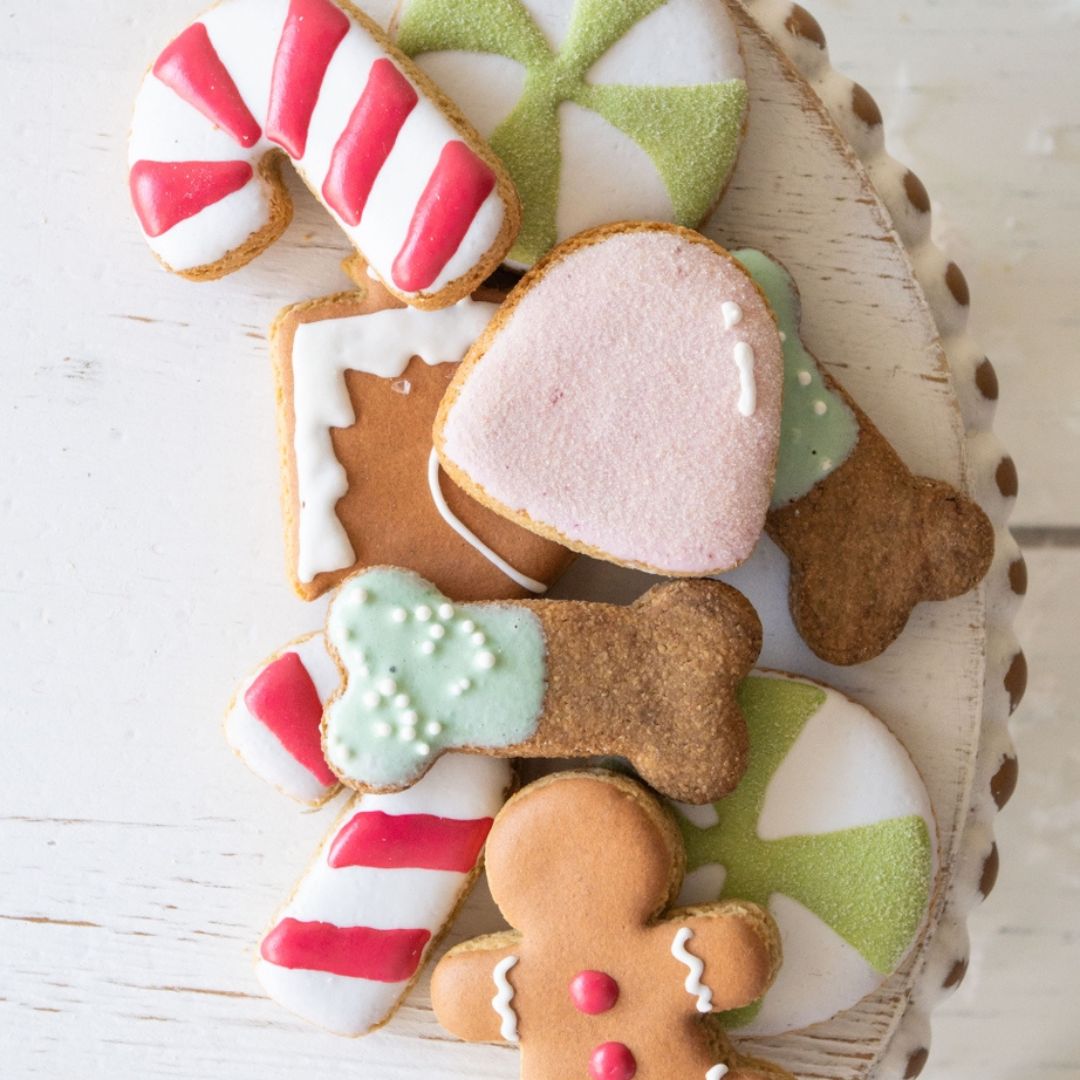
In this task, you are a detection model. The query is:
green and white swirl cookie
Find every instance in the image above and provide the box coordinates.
[395,0,749,266]
[673,673,936,1036]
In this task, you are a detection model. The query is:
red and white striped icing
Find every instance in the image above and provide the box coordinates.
[129,0,510,302]
[256,752,512,1035]
[224,633,342,806]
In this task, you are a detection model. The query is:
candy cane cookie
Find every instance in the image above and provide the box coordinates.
[225,633,343,806]
[128,0,520,308]
[322,566,762,804]
[257,753,513,1036]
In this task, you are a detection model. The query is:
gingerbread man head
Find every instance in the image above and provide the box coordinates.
[431,771,794,1080]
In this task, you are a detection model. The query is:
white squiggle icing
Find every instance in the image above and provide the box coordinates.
[734,341,757,417]
[671,926,713,1013]
[427,450,549,595]
[491,955,520,1042]
[706,1066,729,1080]
[290,300,498,583]
[722,301,743,329]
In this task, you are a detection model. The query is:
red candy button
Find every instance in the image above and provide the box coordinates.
[570,970,620,1014]
[589,1041,636,1080]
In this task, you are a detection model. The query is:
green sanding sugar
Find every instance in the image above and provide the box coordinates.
[398,0,748,265]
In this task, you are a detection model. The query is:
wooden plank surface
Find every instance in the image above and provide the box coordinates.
[0,1,1076,1079]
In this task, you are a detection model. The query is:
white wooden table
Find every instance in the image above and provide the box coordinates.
[1,1,1077,1077]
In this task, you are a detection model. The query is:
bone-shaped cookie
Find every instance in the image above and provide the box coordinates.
[734,250,994,666]
[322,567,762,804]
[128,0,519,307]
[431,771,795,1080]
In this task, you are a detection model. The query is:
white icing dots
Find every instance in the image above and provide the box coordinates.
[438,603,455,620]
[460,620,476,634]
[361,690,381,710]
[376,677,398,697]
[415,742,432,757]
[347,587,369,605]
[372,721,392,738]
[475,650,497,670]
[733,342,757,417]
[471,631,487,646]
[401,709,419,727]
[429,624,446,640]
[393,693,411,709]
[415,605,433,622]
[420,640,436,656]
[425,721,443,736]
[797,369,812,387]
[814,400,828,416]
[391,607,408,623]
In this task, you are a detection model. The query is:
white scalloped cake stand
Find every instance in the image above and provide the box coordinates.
[334,4,1023,1079]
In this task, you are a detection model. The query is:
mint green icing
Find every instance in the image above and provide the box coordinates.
[675,676,932,1028]
[325,569,546,787]
[398,0,748,265]
[732,250,860,507]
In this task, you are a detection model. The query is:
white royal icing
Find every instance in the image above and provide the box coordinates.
[256,753,511,1036]
[705,1066,729,1080]
[755,674,936,850]
[733,341,757,417]
[224,633,342,804]
[427,450,549,595]
[721,301,743,330]
[290,300,498,583]
[130,0,506,297]
[490,954,520,1043]
[670,926,713,1013]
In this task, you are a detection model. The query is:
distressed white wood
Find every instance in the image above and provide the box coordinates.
[0,1,1068,1079]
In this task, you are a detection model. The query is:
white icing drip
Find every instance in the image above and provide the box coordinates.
[427,450,549,595]
[671,927,713,1013]
[290,301,498,583]
[733,341,757,417]
[491,955,520,1042]
[706,1066,729,1080]
[722,301,743,329]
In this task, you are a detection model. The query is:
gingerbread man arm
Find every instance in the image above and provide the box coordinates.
[430,932,522,1045]
[654,901,781,1013]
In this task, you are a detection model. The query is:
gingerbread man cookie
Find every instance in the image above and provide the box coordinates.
[431,771,794,1080]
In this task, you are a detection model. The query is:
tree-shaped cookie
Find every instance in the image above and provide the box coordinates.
[396,0,749,265]
[431,771,795,1080]
[673,674,936,1035]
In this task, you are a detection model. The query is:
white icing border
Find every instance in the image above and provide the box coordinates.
[742,3,1021,1077]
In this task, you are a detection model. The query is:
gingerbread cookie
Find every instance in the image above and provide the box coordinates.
[323,567,761,803]
[394,0,750,267]
[257,753,512,1035]
[434,224,785,576]
[733,249,994,665]
[431,771,795,1080]
[129,0,520,307]
[673,673,936,1035]
[272,275,574,601]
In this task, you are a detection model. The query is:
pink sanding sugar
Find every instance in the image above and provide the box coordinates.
[440,229,784,574]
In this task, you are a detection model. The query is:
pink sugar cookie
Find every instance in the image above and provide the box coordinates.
[434,224,784,576]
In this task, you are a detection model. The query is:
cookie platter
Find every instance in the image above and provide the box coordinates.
[120,1,1024,1079]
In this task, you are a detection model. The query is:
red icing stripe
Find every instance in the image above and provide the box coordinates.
[391,141,496,293]
[130,159,254,238]
[322,58,418,227]
[153,23,262,149]
[266,0,350,159]
[261,919,431,982]
[244,652,337,788]
[328,812,494,873]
